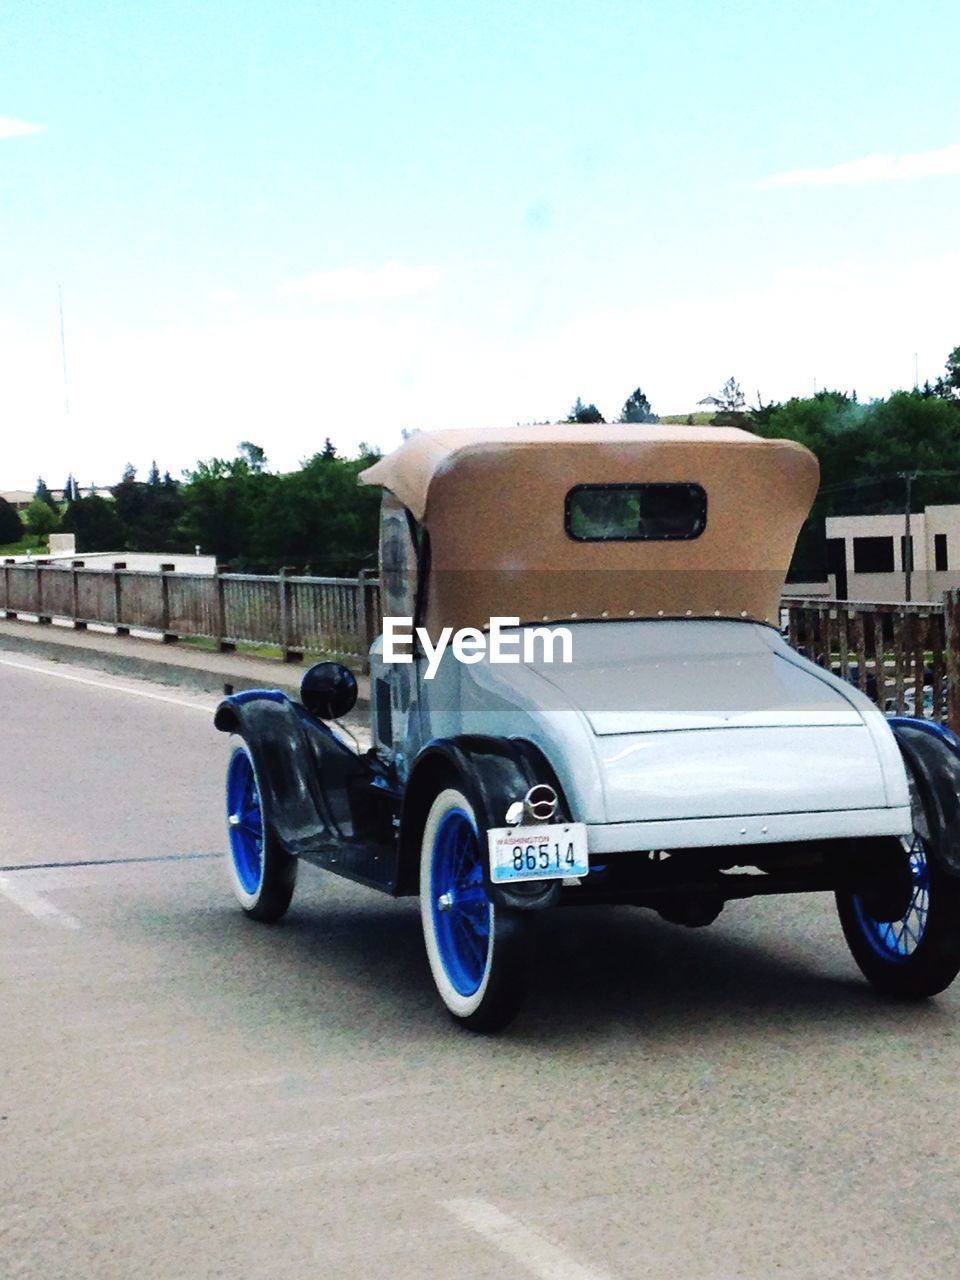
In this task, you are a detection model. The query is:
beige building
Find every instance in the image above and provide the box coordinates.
[824,505,960,603]
[3,550,217,575]
[3,534,217,575]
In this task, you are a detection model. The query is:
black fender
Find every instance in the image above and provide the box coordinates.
[215,689,368,857]
[888,718,960,878]
[397,735,573,908]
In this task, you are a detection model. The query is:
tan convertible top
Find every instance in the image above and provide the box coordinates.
[360,425,819,632]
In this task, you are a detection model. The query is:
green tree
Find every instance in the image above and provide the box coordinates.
[940,345,960,399]
[710,376,747,424]
[25,497,60,536]
[567,396,605,424]
[248,450,380,574]
[237,441,267,473]
[748,395,780,431]
[112,465,145,544]
[34,476,59,512]
[752,387,960,579]
[178,444,381,572]
[618,387,657,423]
[61,495,125,552]
[0,496,23,544]
[111,463,186,552]
[177,455,268,565]
[719,377,746,411]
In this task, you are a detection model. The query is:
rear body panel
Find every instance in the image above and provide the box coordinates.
[533,621,862,734]
[405,619,911,849]
[594,724,887,823]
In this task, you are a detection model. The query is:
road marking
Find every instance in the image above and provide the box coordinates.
[0,851,222,872]
[442,1197,615,1280]
[0,655,214,712]
[0,874,81,929]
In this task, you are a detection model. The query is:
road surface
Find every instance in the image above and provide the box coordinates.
[1,652,959,1278]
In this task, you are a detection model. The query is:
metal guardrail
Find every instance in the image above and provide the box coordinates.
[0,560,381,669]
[783,594,960,731]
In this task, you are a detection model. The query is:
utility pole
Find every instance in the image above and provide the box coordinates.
[899,470,917,601]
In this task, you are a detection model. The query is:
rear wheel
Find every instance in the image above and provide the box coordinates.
[419,787,531,1032]
[836,762,960,999]
[225,740,297,922]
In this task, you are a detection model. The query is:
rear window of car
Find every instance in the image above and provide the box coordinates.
[565,483,707,541]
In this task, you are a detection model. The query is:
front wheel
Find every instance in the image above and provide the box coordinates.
[836,762,960,999]
[225,740,297,922]
[420,787,532,1032]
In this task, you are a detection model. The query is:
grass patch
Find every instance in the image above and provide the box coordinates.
[179,634,364,672]
[658,413,717,426]
[180,635,285,661]
[0,535,49,556]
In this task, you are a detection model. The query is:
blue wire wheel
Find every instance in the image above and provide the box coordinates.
[431,805,492,996]
[419,785,533,1030]
[851,832,930,964]
[224,740,297,920]
[837,749,960,999]
[226,744,265,901]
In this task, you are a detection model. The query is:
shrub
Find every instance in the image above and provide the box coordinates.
[24,498,60,537]
[0,496,22,544]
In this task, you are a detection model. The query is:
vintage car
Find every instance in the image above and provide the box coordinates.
[214,425,960,1031]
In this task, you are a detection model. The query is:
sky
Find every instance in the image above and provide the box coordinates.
[2,0,959,488]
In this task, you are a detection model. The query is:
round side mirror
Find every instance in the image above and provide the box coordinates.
[300,662,358,721]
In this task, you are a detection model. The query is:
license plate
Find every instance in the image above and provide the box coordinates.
[487,823,589,884]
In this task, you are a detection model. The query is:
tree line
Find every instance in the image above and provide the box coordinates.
[751,355,960,579]
[2,344,958,578]
[572,349,960,580]
[0,440,383,577]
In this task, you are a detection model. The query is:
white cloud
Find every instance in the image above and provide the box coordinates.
[0,116,45,139]
[207,287,240,304]
[279,261,440,302]
[762,143,960,188]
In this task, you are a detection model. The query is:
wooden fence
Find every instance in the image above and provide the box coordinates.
[783,594,960,732]
[0,561,381,668]
[3,561,960,713]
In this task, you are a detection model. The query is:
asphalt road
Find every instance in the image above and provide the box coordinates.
[2,652,959,1280]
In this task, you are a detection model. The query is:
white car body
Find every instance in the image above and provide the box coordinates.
[372,618,911,853]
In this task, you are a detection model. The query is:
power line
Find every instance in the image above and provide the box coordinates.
[818,468,960,497]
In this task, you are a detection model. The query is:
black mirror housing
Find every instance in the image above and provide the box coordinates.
[300,662,358,721]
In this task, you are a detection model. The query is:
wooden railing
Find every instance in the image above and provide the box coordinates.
[782,594,960,731]
[0,561,381,669]
[4,561,959,712]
